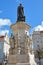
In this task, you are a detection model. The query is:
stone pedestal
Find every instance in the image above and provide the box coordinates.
[7,54,30,65]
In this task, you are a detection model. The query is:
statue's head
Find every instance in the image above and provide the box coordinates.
[20,3,22,6]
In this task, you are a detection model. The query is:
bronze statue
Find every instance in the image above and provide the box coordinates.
[17,4,25,21]
[17,4,24,17]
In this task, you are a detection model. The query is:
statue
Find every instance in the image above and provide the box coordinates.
[29,52,37,65]
[17,4,25,21]
[17,4,24,17]
[10,33,15,49]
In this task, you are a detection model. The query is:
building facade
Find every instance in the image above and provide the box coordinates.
[0,36,5,64]
[0,33,10,65]
[32,31,43,65]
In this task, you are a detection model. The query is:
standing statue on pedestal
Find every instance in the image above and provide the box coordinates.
[9,33,16,54]
[10,33,15,49]
[17,4,25,21]
[18,4,24,17]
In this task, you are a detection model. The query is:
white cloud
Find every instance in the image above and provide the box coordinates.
[0,30,9,36]
[33,21,43,31]
[0,19,11,27]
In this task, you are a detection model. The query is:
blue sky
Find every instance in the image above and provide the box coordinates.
[0,0,43,36]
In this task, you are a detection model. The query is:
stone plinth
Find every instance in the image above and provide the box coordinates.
[17,63,30,65]
[8,55,17,63]
[17,54,29,63]
[7,54,30,65]
[7,63,30,65]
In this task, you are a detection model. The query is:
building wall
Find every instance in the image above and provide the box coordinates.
[32,31,43,65]
[32,31,43,51]
[0,36,4,63]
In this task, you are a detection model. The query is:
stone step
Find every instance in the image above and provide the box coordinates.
[7,63,30,65]
[17,63,30,65]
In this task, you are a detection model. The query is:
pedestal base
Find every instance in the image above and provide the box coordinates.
[7,63,30,65]
[7,54,30,65]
